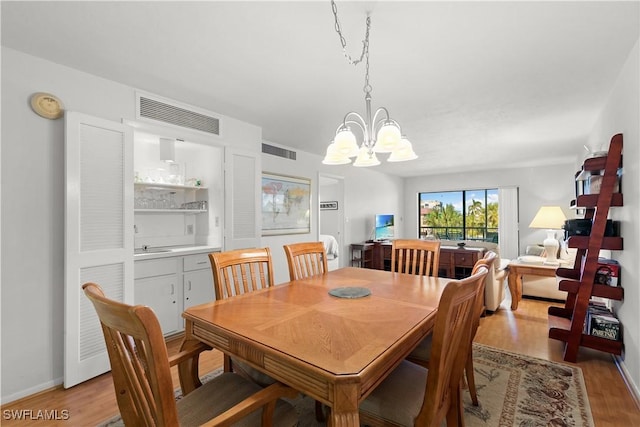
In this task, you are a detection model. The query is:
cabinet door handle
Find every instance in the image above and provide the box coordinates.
[187,280,192,291]
[197,261,208,265]
[170,283,175,295]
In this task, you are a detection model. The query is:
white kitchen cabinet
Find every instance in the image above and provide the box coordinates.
[134,258,181,335]
[135,251,216,336]
[183,253,215,310]
[135,274,182,334]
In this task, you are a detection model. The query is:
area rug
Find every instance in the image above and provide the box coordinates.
[99,343,594,426]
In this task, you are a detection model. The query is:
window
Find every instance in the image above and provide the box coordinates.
[418,189,499,242]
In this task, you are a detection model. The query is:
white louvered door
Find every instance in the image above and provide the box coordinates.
[64,112,134,387]
[224,148,260,250]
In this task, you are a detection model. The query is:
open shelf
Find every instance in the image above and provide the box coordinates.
[575,193,623,207]
[548,314,623,355]
[582,155,623,172]
[567,236,623,250]
[134,209,206,214]
[556,267,581,280]
[558,279,623,300]
[134,182,208,191]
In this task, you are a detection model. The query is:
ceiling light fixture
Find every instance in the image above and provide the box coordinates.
[323,1,417,167]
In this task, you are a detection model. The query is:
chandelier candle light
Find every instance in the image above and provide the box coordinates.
[323,1,417,167]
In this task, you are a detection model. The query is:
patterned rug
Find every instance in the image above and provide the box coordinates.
[99,343,594,427]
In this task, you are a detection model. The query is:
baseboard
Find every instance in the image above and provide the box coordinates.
[1,377,62,405]
[614,355,640,410]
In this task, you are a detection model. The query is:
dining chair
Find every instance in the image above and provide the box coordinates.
[359,266,488,427]
[283,241,330,422]
[391,239,441,276]
[283,241,328,280]
[82,282,298,427]
[407,251,496,406]
[209,247,275,300]
[208,247,278,387]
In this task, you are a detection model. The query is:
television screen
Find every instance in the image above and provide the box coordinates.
[375,214,394,241]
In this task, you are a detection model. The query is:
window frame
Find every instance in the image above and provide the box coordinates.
[418,188,499,242]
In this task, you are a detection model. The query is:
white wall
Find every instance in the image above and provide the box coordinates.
[588,39,640,399]
[1,48,135,403]
[403,164,576,256]
[261,141,404,285]
[0,47,260,402]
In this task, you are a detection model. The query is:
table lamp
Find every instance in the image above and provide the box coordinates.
[528,206,567,265]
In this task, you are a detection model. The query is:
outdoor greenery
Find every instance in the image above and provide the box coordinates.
[419,190,499,241]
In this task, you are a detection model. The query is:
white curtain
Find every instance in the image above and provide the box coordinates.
[498,187,519,260]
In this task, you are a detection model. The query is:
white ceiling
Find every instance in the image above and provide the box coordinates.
[2,1,639,177]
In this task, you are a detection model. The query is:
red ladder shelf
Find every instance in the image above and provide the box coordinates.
[548,134,624,362]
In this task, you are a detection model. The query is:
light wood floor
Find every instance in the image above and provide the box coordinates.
[2,296,639,426]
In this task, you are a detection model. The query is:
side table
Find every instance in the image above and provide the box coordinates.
[507,261,558,310]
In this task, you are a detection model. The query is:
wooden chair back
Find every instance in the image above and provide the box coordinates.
[83,282,180,426]
[283,242,328,281]
[416,266,488,426]
[471,251,497,322]
[209,247,275,300]
[391,239,441,276]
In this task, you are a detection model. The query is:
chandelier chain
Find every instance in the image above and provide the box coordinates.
[331,0,371,71]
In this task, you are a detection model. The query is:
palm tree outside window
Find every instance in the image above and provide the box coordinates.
[418,189,499,242]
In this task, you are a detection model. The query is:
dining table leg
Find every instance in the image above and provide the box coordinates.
[329,382,360,426]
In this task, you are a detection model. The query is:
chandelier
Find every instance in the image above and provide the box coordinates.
[323,1,417,167]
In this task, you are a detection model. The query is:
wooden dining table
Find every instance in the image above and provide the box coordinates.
[180,266,449,426]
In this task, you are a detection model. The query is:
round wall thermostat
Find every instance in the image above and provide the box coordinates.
[30,92,64,119]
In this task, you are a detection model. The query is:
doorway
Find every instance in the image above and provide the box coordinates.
[319,173,345,270]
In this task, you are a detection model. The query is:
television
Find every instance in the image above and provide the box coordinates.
[375,214,395,241]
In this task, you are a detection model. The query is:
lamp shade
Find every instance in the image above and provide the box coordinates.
[387,136,418,162]
[374,122,402,153]
[353,147,381,167]
[529,206,567,230]
[334,128,359,158]
[322,143,351,165]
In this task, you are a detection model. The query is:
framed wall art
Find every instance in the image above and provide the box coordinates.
[261,172,311,235]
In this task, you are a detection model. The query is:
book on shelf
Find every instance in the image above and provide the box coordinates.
[583,301,621,341]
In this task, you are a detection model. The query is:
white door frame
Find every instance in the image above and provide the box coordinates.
[318,173,345,268]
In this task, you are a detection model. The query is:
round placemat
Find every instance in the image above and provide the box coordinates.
[328,287,371,299]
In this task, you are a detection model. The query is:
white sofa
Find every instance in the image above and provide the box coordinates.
[438,240,509,312]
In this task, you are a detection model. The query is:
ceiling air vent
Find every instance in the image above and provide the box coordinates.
[138,95,220,136]
[262,143,296,160]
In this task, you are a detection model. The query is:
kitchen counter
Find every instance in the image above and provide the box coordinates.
[133,245,221,260]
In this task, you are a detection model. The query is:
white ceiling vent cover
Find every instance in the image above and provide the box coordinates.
[137,94,220,136]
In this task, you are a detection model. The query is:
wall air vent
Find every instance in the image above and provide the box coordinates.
[262,143,296,160]
[138,95,220,136]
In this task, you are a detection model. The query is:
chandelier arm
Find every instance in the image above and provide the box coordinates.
[342,118,368,142]
[371,107,392,126]
[341,111,366,127]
